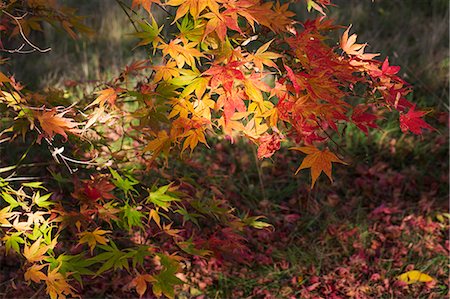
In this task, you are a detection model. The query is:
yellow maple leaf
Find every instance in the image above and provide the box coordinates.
[78,228,111,253]
[181,128,208,154]
[143,130,171,160]
[398,270,434,284]
[149,208,162,229]
[23,237,56,263]
[291,146,346,188]
[45,265,79,299]
[24,263,47,283]
[0,206,17,227]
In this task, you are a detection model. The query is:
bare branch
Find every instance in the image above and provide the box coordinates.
[1,10,51,53]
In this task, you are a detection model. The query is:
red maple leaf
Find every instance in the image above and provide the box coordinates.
[257,131,283,159]
[351,105,378,135]
[399,105,434,134]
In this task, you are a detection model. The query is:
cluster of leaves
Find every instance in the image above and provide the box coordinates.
[100,0,432,187]
[0,0,436,298]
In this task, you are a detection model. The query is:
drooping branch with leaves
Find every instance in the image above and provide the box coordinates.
[0,0,435,298]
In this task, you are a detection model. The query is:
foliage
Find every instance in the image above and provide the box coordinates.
[0,0,441,298]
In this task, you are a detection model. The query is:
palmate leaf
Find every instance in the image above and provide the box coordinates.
[89,241,129,276]
[134,18,163,49]
[130,273,154,298]
[35,109,81,141]
[151,254,184,299]
[121,204,145,230]
[109,168,139,197]
[44,254,96,285]
[33,191,54,208]
[45,264,79,299]
[291,146,347,188]
[124,245,154,268]
[23,237,57,263]
[3,232,25,254]
[146,184,180,211]
[78,228,111,253]
[24,263,47,283]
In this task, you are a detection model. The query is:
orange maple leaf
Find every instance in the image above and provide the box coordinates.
[35,109,81,141]
[86,87,117,109]
[24,263,47,283]
[291,146,346,187]
[131,0,161,14]
[45,265,79,299]
[166,0,220,23]
[130,273,155,297]
[23,237,56,263]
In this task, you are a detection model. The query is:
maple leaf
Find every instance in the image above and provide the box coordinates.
[257,131,283,159]
[216,89,247,121]
[143,130,171,159]
[399,105,434,135]
[130,273,154,298]
[247,40,282,71]
[151,254,184,299]
[351,105,378,135]
[45,265,79,299]
[134,18,163,49]
[86,87,117,109]
[97,202,120,226]
[149,208,162,228]
[35,109,81,142]
[284,64,302,94]
[398,270,434,285]
[23,237,56,263]
[78,228,111,253]
[370,57,401,78]
[0,206,17,227]
[181,127,209,153]
[202,10,242,41]
[291,146,346,187]
[131,0,161,14]
[153,60,180,83]
[24,263,47,283]
[203,61,245,92]
[167,0,220,23]
[158,39,204,68]
[340,25,379,60]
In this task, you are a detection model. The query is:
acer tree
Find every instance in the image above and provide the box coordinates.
[0,0,435,298]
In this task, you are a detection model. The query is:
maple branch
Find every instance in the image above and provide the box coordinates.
[314,119,351,158]
[154,3,174,17]
[1,10,52,53]
[115,0,139,32]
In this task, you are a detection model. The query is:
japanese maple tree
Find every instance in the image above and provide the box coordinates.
[0,0,434,298]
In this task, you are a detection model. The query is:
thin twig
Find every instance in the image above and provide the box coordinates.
[1,10,51,53]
